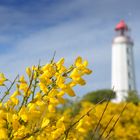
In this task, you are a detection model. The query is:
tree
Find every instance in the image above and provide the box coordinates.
[82,89,116,104]
[125,91,140,105]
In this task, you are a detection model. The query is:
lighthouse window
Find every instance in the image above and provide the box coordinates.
[127,59,130,65]
[129,85,131,90]
[128,72,131,79]
[127,47,129,54]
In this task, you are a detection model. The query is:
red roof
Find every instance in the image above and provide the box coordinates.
[115,20,128,31]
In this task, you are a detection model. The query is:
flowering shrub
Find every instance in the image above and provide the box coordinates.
[0,56,139,140]
[0,57,92,140]
[68,101,140,140]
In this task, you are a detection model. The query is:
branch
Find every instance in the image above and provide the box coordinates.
[105,103,127,139]
[62,98,106,140]
[0,75,19,102]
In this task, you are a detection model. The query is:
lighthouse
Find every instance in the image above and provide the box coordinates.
[111,20,136,102]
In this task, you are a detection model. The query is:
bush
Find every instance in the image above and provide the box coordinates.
[125,91,139,105]
[0,56,92,139]
[82,89,116,104]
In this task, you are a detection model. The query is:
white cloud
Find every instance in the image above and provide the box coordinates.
[0,16,111,93]
[0,0,140,95]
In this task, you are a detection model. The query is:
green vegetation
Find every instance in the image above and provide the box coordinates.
[82,89,116,104]
[125,90,140,105]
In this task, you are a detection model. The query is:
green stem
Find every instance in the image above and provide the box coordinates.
[0,75,19,102]
[62,98,106,140]
[91,94,112,140]
[98,115,115,140]
[105,103,127,139]
[32,80,38,100]
[32,63,40,101]
[18,71,34,111]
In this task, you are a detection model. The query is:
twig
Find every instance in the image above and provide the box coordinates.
[98,115,115,140]
[18,70,34,111]
[105,103,127,139]
[91,94,112,140]
[62,98,106,140]
[32,61,40,100]
[0,75,19,102]
[21,124,50,139]
[50,51,56,63]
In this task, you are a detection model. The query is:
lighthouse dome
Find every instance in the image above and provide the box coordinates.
[113,36,133,45]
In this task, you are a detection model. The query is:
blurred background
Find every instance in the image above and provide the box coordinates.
[0,0,139,96]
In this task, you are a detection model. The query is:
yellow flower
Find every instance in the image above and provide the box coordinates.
[49,97,59,104]
[56,58,65,70]
[19,82,28,93]
[0,56,92,139]
[10,97,19,105]
[70,68,86,85]
[19,76,26,83]
[63,85,75,97]
[0,73,6,86]
[83,68,92,75]
[56,75,65,88]
[0,128,8,139]
[41,118,50,128]
[12,114,20,131]
[0,119,6,128]
[57,96,66,104]
[75,56,92,74]
[75,56,83,67]
[18,107,28,122]
[11,90,20,98]
[39,83,48,93]
[56,116,65,130]
[26,67,32,78]
[48,104,55,113]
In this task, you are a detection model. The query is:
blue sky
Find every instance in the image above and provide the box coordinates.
[0,0,140,96]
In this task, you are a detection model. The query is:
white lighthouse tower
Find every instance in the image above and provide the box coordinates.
[112,20,136,102]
